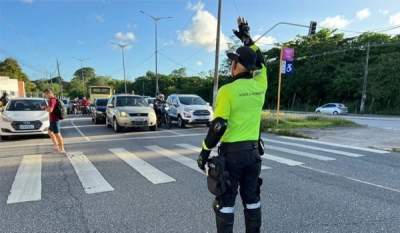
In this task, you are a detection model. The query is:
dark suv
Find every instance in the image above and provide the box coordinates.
[91,98,108,124]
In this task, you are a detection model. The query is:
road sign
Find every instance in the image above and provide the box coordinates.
[281,61,293,74]
[282,47,294,61]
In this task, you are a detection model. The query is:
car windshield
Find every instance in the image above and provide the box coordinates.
[6,99,47,111]
[97,99,108,106]
[62,100,68,104]
[116,97,147,107]
[179,96,206,105]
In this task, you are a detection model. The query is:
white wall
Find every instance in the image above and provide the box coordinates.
[0,76,19,97]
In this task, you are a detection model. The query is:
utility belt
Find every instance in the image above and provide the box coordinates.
[219,139,265,156]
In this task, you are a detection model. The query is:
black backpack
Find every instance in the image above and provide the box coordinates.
[52,98,67,120]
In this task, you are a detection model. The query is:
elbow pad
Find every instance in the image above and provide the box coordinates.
[203,117,228,150]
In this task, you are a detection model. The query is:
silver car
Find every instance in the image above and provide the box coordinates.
[315,103,348,115]
[105,94,157,132]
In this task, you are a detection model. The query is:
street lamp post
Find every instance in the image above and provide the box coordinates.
[72,57,89,97]
[111,42,133,94]
[140,10,172,96]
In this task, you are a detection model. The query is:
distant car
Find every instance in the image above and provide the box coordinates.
[61,99,70,114]
[91,98,108,124]
[166,94,213,128]
[105,94,157,132]
[144,97,156,106]
[315,103,348,115]
[0,98,50,140]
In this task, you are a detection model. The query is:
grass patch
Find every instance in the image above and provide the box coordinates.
[260,111,358,137]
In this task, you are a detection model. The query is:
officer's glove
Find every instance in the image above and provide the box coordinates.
[197,149,211,172]
[232,17,253,46]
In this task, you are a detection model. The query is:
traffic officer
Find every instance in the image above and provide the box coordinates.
[197,17,267,233]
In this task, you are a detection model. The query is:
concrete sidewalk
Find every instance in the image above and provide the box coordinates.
[294,126,400,152]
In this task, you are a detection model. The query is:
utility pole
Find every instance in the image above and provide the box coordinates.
[212,0,222,109]
[38,65,53,92]
[140,10,173,96]
[72,57,89,97]
[360,42,370,115]
[56,59,62,98]
[110,43,133,94]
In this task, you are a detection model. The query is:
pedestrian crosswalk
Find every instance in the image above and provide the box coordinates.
[2,139,387,205]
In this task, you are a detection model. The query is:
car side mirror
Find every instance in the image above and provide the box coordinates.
[107,103,114,108]
[149,103,154,108]
[206,102,210,106]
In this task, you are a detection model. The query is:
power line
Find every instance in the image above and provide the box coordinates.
[232,0,240,16]
[0,48,47,75]
[158,52,199,74]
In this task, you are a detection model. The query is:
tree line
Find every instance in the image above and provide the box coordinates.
[1,29,399,115]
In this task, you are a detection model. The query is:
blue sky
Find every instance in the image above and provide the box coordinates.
[1,0,399,82]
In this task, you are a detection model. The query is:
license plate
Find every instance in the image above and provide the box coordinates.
[134,118,144,122]
[200,116,208,119]
[19,125,34,130]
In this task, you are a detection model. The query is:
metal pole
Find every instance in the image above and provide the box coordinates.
[254,22,310,43]
[212,0,222,109]
[56,59,62,98]
[276,47,283,124]
[155,20,159,95]
[122,47,127,94]
[80,61,85,97]
[360,42,370,115]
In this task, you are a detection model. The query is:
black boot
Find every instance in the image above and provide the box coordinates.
[244,208,261,233]
[213,201,234,233]
[215,211,234,233]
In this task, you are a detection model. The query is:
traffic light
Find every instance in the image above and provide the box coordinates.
[308,21,317,36]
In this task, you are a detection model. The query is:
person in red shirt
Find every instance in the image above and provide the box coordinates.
[41,89,66,153]
[81,97,88,115]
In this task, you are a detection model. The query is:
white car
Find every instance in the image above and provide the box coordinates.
[166,94,213,128]
[315,103,348,115]
[0,98,50,140]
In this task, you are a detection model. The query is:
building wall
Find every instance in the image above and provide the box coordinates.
[0,76,25,97]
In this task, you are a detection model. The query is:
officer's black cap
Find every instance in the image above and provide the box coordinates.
[227,46,259,71]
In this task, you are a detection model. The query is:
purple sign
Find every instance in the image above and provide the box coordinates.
[282,47,294,61]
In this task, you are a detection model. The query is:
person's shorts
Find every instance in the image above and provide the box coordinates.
[49,121,61,134]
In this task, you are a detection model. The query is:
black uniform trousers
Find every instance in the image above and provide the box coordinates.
[218,142,262,208]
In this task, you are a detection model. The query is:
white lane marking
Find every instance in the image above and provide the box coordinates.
[7,155,42,204]
[71,117,90,141]
[262,138,364,158]
[0,133,206,149]
[109,148,175,184]
[146,145,206,174]
[262,154,304,166]
[279,136,390,154]
[299,165,400,194]
[175,143,271,170]
[265,145,335,161]
[159,128,182,135]
[67,151,114,194]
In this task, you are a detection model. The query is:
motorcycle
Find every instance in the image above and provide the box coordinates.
[157,103,172,129]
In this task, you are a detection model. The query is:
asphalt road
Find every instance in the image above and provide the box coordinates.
[343,115,400,131]
[1,115,400,232]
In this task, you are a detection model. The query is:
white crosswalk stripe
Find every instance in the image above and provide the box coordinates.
[278,136,390,154]
[264,145,336,161]
[109,148,176,184]
[175,143,271,170]
[3,140,387,204]
[67,151,114,194]
[7,155,42,204]
[262,138,364,158]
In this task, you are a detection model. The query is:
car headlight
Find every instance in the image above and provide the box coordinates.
[149,111,156,117]
[96,111,103,115]
[1,115,13,123]
[183,108,193,112]
[119,111,127,117]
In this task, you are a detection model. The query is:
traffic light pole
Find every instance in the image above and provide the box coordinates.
[254,22,311,43]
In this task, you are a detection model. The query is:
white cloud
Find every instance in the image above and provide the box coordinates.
[320,15,351,29]
[178,1,230,52]
[22,0,34,3]
[90,13,105,23]
[114,32,135,41]
[379,9,389,15]
[389,12,400,25]
[197,61,203,66]
[253,35,277,47]
[356,8,370,20]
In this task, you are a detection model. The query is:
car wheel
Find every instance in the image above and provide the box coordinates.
[333,111,338,115]
[113,118,121,132]
[177,115,185,128]
[94,117,97,124]
[165,115,172,129]
[316,110,321,114]
[149,124,157,131]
